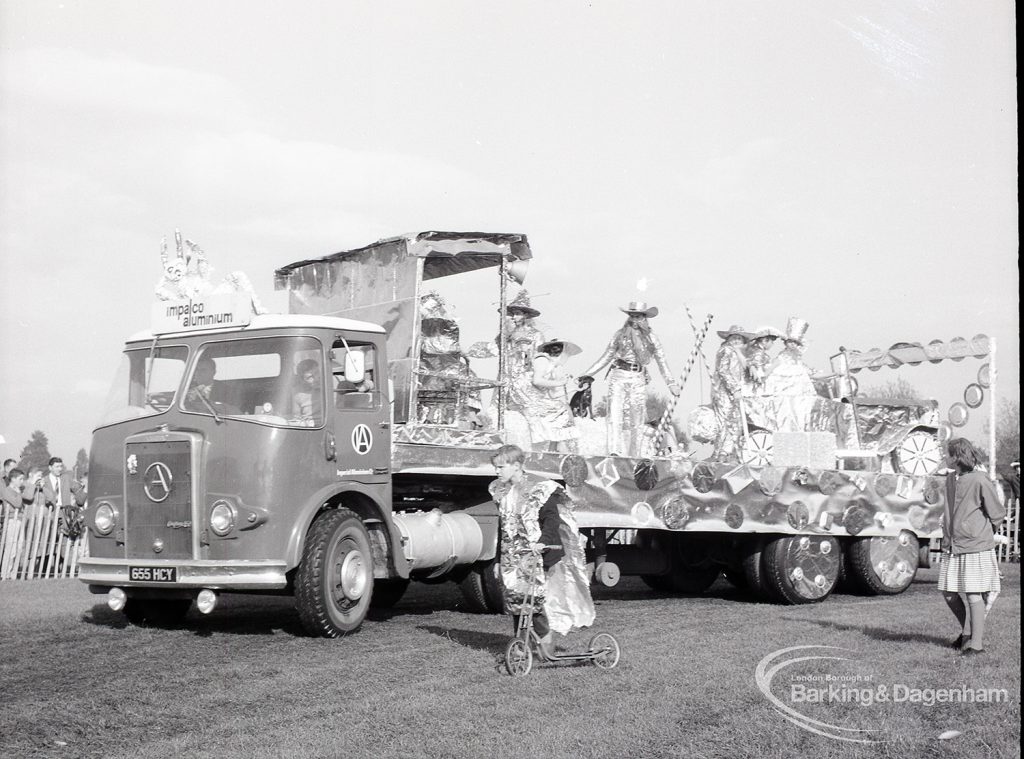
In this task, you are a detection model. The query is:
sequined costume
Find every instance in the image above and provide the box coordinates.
[765,318,816,432]
[489,474,594,633]
[583,321,676,457]
[765,346,817,431]
[522,353,579,449]
[711,336,747,460]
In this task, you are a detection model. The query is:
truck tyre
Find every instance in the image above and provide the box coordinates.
[123,598,192,627]
[295,508,374,637]
[845,532,919,595]
[642,535,719,595]
[370,579,410,609]
[763,535,840,604]
[458,559,504,613]
[740,537,775,601]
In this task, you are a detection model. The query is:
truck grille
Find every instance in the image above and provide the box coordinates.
[125,441,193,560]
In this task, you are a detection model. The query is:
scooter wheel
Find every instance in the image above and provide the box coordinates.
[505,638,533,677]
[588,632,621,670]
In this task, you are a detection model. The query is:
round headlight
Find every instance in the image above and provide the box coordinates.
[209,501,235,536]
[94,502,117,535]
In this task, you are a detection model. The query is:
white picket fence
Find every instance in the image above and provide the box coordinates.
[996,496,1020,563]
[0,502,85,580]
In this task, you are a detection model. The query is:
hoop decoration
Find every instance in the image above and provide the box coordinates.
[963,383,984,409]
[977,363,991,388]
[948,402,969,428]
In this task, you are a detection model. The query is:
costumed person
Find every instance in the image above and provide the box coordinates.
[579,301,680,457]
[742,325,783,434]
[764,317,816,432]
[745,326,782,396]
[417,291,474,425]
[523,339,582,453]
[710,325,750,461]
[939,438,1006,656]
[155,231,267,313]
[490,445,595,659]
[497,291,544,449]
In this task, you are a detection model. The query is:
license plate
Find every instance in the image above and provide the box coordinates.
[128,566,178,582]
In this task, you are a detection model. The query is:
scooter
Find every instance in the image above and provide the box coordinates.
[503,548,621,677]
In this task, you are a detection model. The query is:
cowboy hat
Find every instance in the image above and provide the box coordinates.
[752,325,784,340]
[537,338,582,357]
[716,324,752,339]
[620,301,658,318]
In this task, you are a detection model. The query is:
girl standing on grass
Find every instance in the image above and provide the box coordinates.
[939,438,1005,656]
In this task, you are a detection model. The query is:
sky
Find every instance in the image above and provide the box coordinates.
[0,0,1018,465]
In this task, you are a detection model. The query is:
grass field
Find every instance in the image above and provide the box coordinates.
[1,565,1019,759]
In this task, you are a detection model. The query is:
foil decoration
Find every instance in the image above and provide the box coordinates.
[964,383,984,409]
[631,501,654,524]
[759,467,784,496]
[560,455,589,488]
[634,459,659,491]
[687,404,719,444]
[948,402,969,427]
[923,478,943,504]
[692,464,716,493]
[787,501,810,530]
[817,471,846,495]
[660,496,690,529]
[725,503,744,529]
[843,503,873,535]
[874,474,896,498]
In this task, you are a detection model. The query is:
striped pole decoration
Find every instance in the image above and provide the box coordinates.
[655,312,714,455]
[685,304,713,382]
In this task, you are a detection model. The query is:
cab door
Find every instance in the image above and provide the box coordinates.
[330,337,391,481]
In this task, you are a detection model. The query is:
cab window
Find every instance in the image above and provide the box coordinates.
[332,341,381,411]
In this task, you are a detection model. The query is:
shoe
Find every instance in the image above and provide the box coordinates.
[536,634,556,661]
[961,647,985,657]
[951,635,966,650]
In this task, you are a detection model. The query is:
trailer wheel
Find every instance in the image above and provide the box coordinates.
[845,532,919,595]
[740,537,775,601]
[740,430,774,468]
[295,508,374,637]
[763,535,840,604]
[123,598,192,627]
[369,579,410,609]
[457,559,504,613]
[893,431,943,476]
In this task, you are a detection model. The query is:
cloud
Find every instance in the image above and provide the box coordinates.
[1,47,248,126]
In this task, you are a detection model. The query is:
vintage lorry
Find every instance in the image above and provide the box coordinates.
[79,231,973,634]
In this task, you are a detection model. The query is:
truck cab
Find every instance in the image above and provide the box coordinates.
[81,304,408,634]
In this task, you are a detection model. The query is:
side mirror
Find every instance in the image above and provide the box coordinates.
[331,348,365,383]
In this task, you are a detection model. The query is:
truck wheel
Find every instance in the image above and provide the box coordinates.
[295,508,374,637]
[123,598,192,627]
[846,532,919,595]
[740,537,775,601]
[763,535,840,604]
[369,579,410,609]
[458,559,504,613]
[645,535,720,595]
[723,569,747,589]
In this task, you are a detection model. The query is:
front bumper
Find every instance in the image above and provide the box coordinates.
[77,558,289,590]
